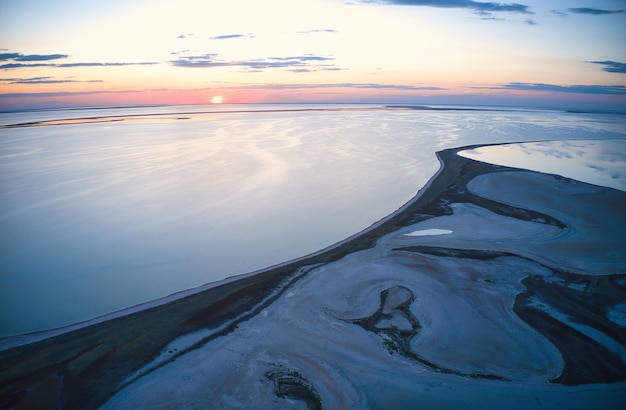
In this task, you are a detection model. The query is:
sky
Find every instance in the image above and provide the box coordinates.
[0,0,625,110]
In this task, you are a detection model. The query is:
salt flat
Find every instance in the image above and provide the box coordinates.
[101,145,625,409]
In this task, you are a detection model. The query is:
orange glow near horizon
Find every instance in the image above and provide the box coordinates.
[1,0,624,112]
[1,84,626,112]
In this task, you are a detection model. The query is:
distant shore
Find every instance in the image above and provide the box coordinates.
[1,143,624,409]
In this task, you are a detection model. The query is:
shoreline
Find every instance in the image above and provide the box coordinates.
[0,136,450,351]
[1,142,625,409]
[0,105,387,129]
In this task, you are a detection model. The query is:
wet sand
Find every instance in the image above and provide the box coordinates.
[1,144,625,409]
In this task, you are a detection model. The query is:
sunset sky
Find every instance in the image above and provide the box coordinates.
[1,0,625,110]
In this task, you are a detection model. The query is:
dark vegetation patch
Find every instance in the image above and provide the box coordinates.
[265,367,322,410]
[514,273,626,385]
[348,286,508,381]
[393,246,516,260]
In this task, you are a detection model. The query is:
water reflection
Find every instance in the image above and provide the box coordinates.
[459,139,626,192]
[1,107,625,337]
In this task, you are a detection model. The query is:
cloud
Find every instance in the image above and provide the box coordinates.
[0,52,69,68]
[209,33,255,40]
[1,60,157,70]
[0,76,50,82]
[0,63,50,70]
[486,82,626,95]
[474,13,505,21]
[337,83,445,91]
[0,51,157,70]
[210,34,244,40]
[566,7,624,15]
[14,54,69,61]
[0,53,68,62]
[56,62,156,68]
[550,9,568,16]
[282,55,332,62]
[587,61,626,74]
[0,90,122,98]
[0,76,103,84]
[362,0,533,14]
[169,54,221,67]
[0,53,21,61]
[178,33,256,41]
[240,82,446,91]
[170,54,336,71]
[297,29,338,34]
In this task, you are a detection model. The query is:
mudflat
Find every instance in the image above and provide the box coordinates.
[1,145,624,409]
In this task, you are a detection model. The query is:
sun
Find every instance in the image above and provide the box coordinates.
[211,95,224,104]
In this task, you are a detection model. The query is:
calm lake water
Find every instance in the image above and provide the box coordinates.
[1,104,625,337]
[459,139,626,192]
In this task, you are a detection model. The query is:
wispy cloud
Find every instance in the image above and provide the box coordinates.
[177,33,256,41]
[361,0,533,14]
[485,82,626,95]
[566,7,624,15]
[169,53,221,67]
[0,52,158,71]
[56,62,156,68]
[15,54,69,62]
[0,90,133,98]
[209,33,255,40]
[587,61,626,74]
[337,83,445,91]
[240,82,446,91]
[170,53,337,72]
[0,63,50,70]
[0,53,68,62]
[0,76,103,84]
[1,62,156,70]
[550,9,568,17]
[296,29,338,34]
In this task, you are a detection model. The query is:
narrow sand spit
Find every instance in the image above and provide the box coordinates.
[1,142,625,409]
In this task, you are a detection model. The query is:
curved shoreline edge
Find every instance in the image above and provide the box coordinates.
[0,138,452,352]
[1,142,625,409]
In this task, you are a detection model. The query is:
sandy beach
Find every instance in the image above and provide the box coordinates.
[1,143,625,409]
